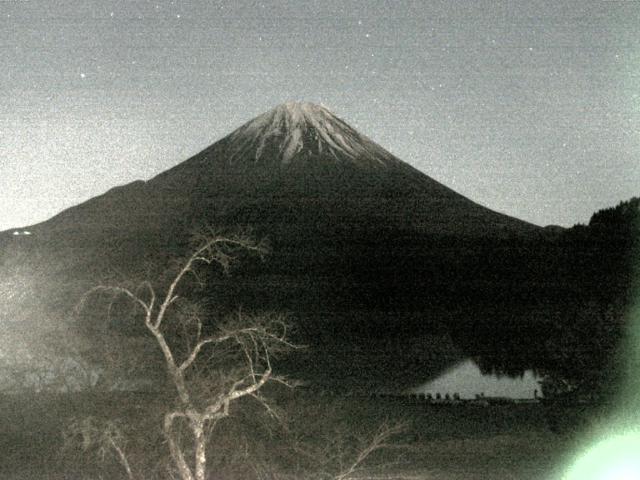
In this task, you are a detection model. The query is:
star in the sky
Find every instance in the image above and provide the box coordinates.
[80,73,86,79]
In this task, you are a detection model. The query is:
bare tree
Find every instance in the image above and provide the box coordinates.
[276,392,408,480]
[332,420,406,480]
[78,232,296,480]
[62,416,136,480]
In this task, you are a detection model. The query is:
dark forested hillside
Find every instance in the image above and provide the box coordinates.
[465,198,639,396]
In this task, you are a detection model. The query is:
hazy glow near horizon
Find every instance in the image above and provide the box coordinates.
[2,0,639,231]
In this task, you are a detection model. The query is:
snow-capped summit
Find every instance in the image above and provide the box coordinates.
[224,101,401,168]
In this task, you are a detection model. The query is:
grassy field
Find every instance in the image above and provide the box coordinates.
[0,392,579,479]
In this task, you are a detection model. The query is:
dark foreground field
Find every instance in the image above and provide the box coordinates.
[0,391,583,480]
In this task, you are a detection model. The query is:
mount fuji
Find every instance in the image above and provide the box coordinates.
[11,101,537,240]
[1,102,553,389]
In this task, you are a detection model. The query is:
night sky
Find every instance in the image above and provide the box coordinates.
[2,0,638,231]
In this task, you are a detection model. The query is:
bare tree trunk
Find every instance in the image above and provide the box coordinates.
[193,421,207,480]
[164,412,195,480]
